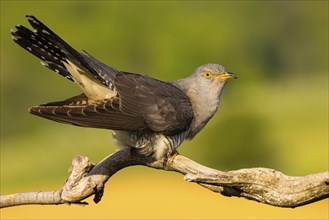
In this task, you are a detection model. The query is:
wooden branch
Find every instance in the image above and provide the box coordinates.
[1,148,328,208]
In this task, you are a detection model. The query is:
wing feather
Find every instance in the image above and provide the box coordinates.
[29,94,149,131]
[29,72,194,136]
[114,73,194,134]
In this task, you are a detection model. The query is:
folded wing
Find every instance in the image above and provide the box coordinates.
[30,73,194,135]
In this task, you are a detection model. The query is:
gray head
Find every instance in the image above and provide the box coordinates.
[192,63,237,84]
[179,63,237,96]
[173,63,237,94]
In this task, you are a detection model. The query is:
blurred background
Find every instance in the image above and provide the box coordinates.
[1,1,328,219]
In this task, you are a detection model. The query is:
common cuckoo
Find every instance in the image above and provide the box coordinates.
[11,15,237,160]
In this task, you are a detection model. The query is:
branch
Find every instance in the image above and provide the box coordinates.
[1,148,328,208]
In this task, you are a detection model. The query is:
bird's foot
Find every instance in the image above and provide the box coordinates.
[163,149,179,167]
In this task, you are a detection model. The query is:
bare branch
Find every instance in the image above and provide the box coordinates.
[1,148,328,208]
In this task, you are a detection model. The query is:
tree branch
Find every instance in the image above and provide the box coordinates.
[1,148,328,208]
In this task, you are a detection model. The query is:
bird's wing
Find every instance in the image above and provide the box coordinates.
[30,74,194,135]
[114,72,194,134]
[29,94,149,131]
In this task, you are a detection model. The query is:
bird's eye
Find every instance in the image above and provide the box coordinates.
[202,71,212,79]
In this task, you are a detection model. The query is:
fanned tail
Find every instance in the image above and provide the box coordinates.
[10,15,120,84]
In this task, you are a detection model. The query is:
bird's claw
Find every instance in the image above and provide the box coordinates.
[163,149,179,167]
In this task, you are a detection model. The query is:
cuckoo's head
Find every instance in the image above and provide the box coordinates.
[194,63,237,82]
[191,64,237,94]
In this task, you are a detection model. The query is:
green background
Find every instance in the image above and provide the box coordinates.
[1,1,328,219]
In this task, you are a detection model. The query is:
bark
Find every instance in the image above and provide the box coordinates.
[1,148,328,208]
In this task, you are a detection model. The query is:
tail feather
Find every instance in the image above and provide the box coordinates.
[11,24,73,80]
[11,15,122,88]
[24,15,95,75]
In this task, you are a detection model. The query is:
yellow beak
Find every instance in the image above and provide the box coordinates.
[215,72,238,81]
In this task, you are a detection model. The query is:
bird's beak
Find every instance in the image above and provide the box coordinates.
[215,72,238,81]
[227,72,238,79]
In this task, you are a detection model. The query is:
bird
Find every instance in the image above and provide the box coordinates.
[11,15,237,161]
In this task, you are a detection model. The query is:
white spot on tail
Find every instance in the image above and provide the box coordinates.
[41,61,49,67]
[11,35,19,41]
[41,29,50,35]
[10,28,17,33]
